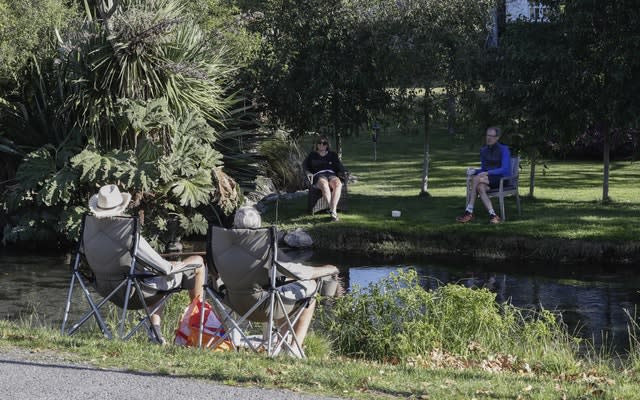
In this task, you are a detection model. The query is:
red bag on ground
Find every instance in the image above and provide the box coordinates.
[174,295,232,351]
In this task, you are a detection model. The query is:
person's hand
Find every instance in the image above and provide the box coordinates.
[466,167,476,176]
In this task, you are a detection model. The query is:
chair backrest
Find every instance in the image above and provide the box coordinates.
[508,156,520,187]
[207,225,278,320]
[207,226,275,290]
[81,215,138,280]
[80,214,171,307]
[510,156,520,178]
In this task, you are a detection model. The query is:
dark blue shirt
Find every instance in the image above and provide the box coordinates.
[479,143,510,177]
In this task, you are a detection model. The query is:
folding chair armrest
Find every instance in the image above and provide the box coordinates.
[276,261,338,280]
[169,263,201,275]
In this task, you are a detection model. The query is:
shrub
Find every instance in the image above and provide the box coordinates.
[318,268,580,370]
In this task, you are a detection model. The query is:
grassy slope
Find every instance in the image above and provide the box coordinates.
[264,126,640,261]
[1,321,637,400]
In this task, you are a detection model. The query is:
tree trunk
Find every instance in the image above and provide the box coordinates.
[528,155,536,198]
[336,131,343,160]
[602,123,610,202]
[447,92,456,135]
[420,95,431,196]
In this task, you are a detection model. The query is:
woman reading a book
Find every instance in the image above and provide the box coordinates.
[302,135,346,221]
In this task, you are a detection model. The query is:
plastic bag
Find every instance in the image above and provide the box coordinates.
[174,295,232,351]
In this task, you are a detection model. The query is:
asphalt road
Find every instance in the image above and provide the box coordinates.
[0,347,341,400]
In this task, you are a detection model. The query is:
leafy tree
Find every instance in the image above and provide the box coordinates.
[486,19,570,197]
[248,0,391,151]
[0,0,76,83]
[372,0,493,195]
[555,0,640,201]
[2,0,245,247]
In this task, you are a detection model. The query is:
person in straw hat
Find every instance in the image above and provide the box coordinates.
[89,184,205,344]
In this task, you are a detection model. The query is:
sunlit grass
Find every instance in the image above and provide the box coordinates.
[266,125,640,247]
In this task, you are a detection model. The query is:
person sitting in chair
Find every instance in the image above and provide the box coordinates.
[88,184,205,344]
[303,135,346,221]
[456,127,511,224]
[232,206,340,351]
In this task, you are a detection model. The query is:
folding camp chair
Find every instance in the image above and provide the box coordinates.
[201,225,337,358]
[61,214,199,342]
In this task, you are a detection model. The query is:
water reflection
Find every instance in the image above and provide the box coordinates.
[1,249,639,353]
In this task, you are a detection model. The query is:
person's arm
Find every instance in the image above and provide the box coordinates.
[479,148,487,173]
[488,144,511,176]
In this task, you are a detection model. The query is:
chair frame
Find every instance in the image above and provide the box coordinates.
[466,156,521,220]
[201,225,325,358]
[61,214,195,342]
[305,171,349,214]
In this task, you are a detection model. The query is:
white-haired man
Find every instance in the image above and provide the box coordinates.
[232,206,340,350]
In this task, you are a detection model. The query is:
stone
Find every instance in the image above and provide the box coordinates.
[283,228,313,248]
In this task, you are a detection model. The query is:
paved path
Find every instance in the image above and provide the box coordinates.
[0,347,341,400]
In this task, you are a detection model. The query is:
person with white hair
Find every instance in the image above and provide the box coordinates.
[88,184,206,344]
[232,206,340,350]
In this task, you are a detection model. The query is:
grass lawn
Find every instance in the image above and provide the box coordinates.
[3,127,640,399]
[264,125,640,261]
[2,320,638,400]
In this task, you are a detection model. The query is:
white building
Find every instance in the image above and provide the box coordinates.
[505,0,549,22]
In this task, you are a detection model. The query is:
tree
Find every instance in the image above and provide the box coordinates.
[0,0,76,83]
[486,18,570,197]
[373,0,493,195]
[1,0,245,247]
[248,0,392,151]
[553,0,640,201]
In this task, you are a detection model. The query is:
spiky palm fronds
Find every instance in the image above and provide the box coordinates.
[61,0,235,151]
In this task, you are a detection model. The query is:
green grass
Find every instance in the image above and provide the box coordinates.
[2,319,639,399]
[264,126,640,261]
[4,125,640,398]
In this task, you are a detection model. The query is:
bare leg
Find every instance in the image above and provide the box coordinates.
[316,178,331,207]
[477,183,494,212]
[328,177,343,213]
[467,175,485,208]
[181,255,205,301]
[150,255,205,342]
[292,297,316,345]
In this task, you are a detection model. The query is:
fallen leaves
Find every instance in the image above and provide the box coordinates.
[406,348,528,373]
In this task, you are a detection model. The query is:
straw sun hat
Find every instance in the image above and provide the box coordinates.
[88,184,132,217]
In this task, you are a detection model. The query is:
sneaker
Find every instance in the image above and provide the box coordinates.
[456,211,474,223]
[489,214,501,224]
[330,211,339,221]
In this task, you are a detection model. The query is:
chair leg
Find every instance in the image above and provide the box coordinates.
[499,194,506,221]
[516,193,521,215]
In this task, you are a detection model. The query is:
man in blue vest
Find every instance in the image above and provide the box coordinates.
[456,127,510,224]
